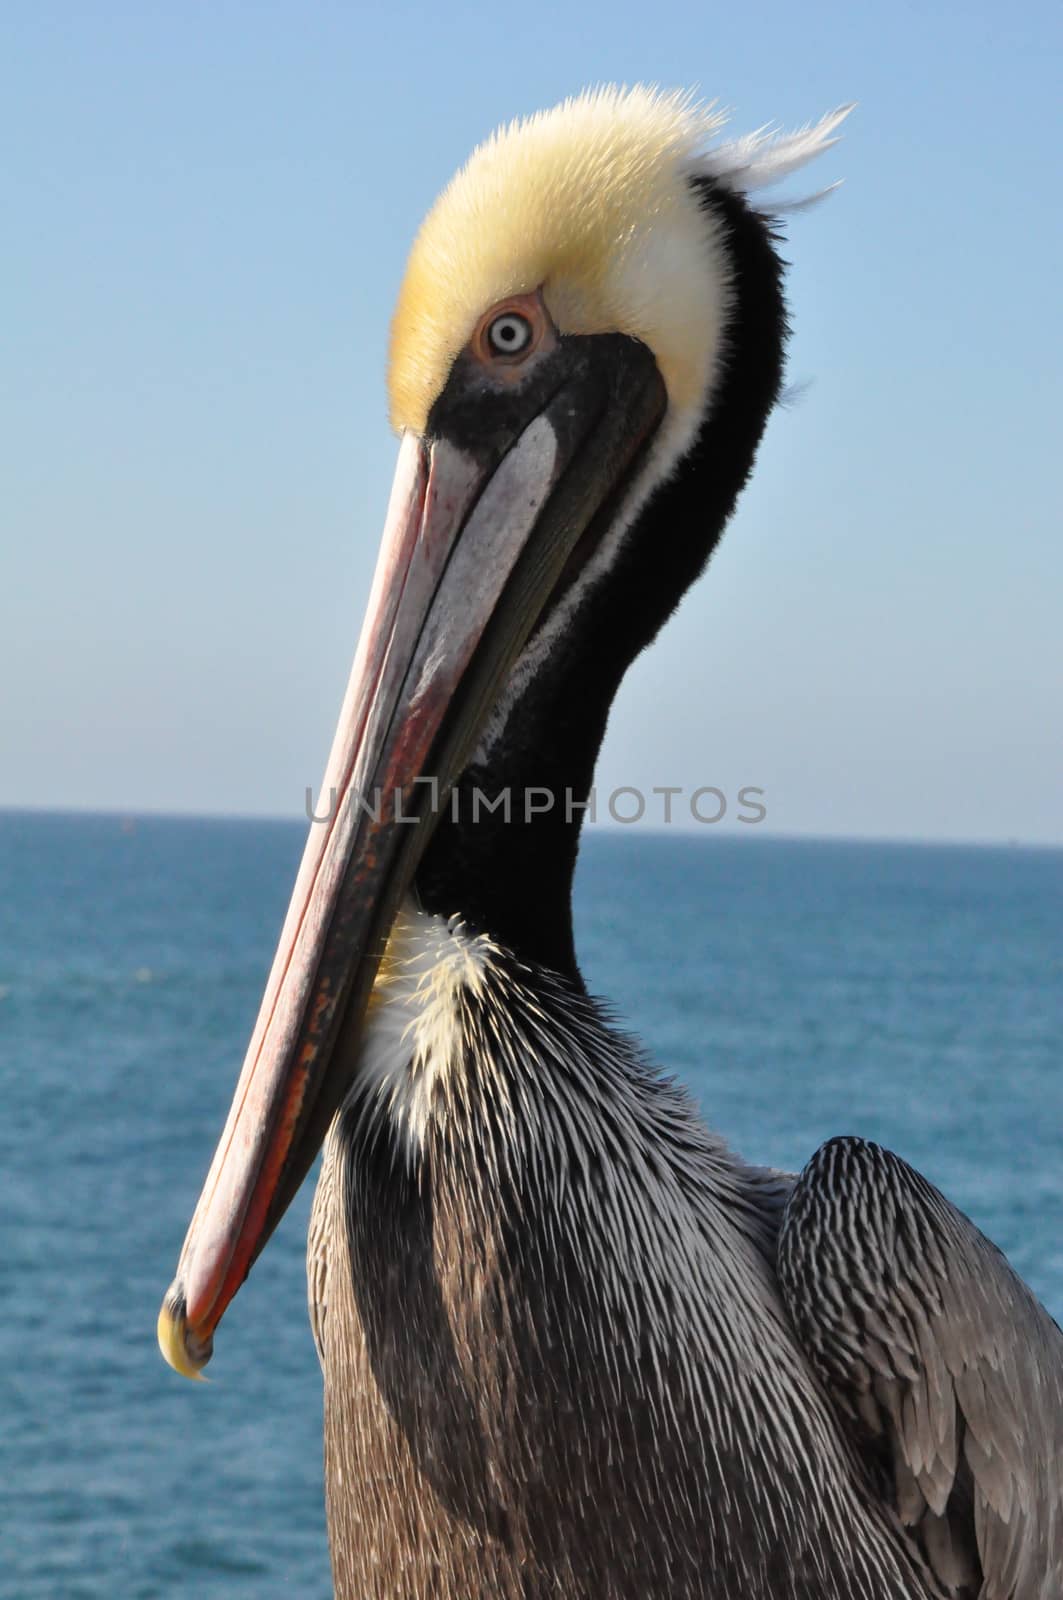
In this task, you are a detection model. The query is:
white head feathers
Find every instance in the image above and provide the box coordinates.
[388,86,850,437]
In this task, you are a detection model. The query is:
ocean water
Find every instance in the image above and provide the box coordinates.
[1,811,1060,1598]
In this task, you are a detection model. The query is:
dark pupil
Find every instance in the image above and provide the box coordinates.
[496,319,520,346]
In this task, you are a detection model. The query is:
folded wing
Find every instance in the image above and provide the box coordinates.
[778,1136,1063,1599]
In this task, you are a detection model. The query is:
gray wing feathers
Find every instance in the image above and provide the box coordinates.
[778,1137,1063,1599]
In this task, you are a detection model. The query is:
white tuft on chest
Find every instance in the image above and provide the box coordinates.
[354,904,496,1153]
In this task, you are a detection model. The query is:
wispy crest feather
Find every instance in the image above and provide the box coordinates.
[697,104,854,195]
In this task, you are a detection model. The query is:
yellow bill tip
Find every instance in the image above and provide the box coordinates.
[157,1292,211,1382]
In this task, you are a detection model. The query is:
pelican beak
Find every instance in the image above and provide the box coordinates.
[159,333,666,1376]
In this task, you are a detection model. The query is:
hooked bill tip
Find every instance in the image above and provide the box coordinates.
[157,1285,213,1382]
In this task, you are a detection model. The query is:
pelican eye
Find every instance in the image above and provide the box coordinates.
[486,312,533,359]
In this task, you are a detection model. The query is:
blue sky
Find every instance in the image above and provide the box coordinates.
[4,1,1061,841]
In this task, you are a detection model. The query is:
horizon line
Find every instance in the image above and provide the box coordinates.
[1,801,1060,855]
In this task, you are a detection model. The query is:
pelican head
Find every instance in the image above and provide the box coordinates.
[159,86,847,1376]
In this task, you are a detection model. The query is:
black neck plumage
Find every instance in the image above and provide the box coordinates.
[414,179,788,977]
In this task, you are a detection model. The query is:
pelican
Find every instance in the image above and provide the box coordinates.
[159,87,1063,1598]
